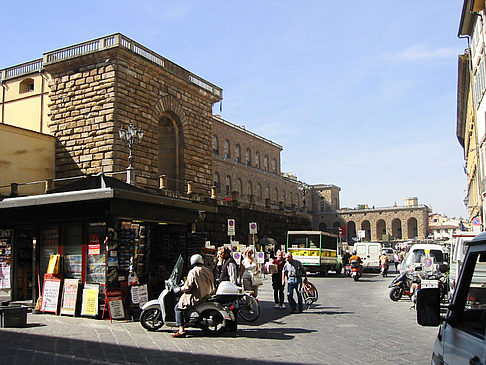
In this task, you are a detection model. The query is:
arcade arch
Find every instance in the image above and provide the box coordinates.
[158,114,184,192]
[376,219,386,240]
[407,218,418,239]
[361,220,371,241]
[392,218,402,239]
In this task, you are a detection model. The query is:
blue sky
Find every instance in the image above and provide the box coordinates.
[1,1,468,217]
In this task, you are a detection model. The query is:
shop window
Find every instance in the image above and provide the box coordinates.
[63,223,83,280]
[19,78,34,93]
[40,225,59,277]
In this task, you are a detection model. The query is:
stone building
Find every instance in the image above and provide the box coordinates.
[309,185,429,242]
[0,33,309,303]
[211,115,299,209]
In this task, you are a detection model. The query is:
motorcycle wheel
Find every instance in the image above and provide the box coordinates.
[200,309,226,336]
[238,294,260,322]
[140,308,164,331]
[389,287,402,301]
[353,274,359,282]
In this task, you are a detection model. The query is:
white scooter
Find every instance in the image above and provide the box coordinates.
[140,255,239,336]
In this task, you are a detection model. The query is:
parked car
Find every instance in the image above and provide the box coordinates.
[416,231,486,365]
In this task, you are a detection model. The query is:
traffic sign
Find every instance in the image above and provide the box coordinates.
[249,222,257,234]
[227,219,235,235]
[473,217,481,226]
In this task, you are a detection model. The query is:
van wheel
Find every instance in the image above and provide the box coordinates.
[320,268,328,277]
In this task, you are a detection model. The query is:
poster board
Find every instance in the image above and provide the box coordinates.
[131,284,148,306]
[41,275,62,314]
[81,284,99,317]
[102,289,126,322]
[60,279,80,316]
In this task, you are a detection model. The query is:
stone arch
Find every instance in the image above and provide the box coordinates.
[392,218,402,239]
[347,221,356,243]
[154,95,187,192]
[376,219,386,240]
[361,220,371,241]
[407,217,418,239]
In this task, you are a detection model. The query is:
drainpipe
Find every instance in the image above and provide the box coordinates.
[39,70,45,133]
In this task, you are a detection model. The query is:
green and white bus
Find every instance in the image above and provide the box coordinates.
[286,230,342,275]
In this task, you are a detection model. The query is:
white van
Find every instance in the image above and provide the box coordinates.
[354,242,382,271]
[399,243,446,273]
[417,232,486,365]
[449,233,476,294]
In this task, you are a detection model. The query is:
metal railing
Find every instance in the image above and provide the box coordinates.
[0,33,222,98]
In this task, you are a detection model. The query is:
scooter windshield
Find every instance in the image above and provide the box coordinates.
[168,255,184,285]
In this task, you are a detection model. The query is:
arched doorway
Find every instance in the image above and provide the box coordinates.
[407,217,418,239]
[392,218,402,239]
[376,219,386,240]
[361,220,371,241]
[347,221,356,243]
[158,114,184,192]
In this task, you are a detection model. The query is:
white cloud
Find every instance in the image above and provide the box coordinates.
[385,44,459,62]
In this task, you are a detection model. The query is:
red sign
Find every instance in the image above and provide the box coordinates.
[88,244,101,255]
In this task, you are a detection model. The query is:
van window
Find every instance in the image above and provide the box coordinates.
[404,249,444,267]
[368,246,379,255]
[457,253,486,339]
[356,246,366,256]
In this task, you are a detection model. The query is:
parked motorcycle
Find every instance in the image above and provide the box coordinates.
[388,271,414,301]
[350,260,362,281]
[140,255,237,336]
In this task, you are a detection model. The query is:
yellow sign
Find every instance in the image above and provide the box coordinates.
[81,288,99,316]
[47,254,60,274]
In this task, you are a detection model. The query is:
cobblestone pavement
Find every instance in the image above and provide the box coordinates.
[0,270,438,365]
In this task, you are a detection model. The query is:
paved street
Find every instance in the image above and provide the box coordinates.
[0,270,438,365]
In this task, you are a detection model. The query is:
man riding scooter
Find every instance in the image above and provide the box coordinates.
[172,254,215,338]
[348,251,363,281]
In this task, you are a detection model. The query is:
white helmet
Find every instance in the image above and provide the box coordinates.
[190,254,204,266]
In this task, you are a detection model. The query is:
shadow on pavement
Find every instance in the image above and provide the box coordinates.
[183,326,317,340]
[0,330,299,364]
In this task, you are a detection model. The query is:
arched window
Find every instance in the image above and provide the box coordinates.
[256,183,262,202]
[247,181,253,198]
[272,158,277,173]
[212,135,219,154]
[274,187,279,204]
[236,178,242,194]
[225,175,231,195]
[282,190,286,205]
[214,172,221,193]
[224,140,230,158]
[265,186,270,200]
[245,148,251,166]
[19,78,34,93]
[263,155,269,171]
[255,152,260,169]
[235,144,241,162]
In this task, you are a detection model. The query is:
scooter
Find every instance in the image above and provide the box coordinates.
[344,264,351,277]
[140,255,237,336]
[388,270,415,301]
[350,260,362,281]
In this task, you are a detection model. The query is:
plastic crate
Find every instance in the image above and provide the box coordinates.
[0,305,28,327]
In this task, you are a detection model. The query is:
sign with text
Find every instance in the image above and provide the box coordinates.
[81,284,99,317]
[60,279,80,316]
[41,275,62,314]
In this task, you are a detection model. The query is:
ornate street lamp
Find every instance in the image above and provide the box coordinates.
[119,123,144,184]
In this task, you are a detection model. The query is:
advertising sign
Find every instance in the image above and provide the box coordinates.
[60,279,80,316]
[41,276,62,314]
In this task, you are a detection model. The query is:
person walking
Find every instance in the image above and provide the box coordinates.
[239,247,261,297]
[271,250,286,309]
[218,246,238,284]
[282,252,307,313]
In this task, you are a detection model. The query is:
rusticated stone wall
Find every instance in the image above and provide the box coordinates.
[44,46,219,192]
